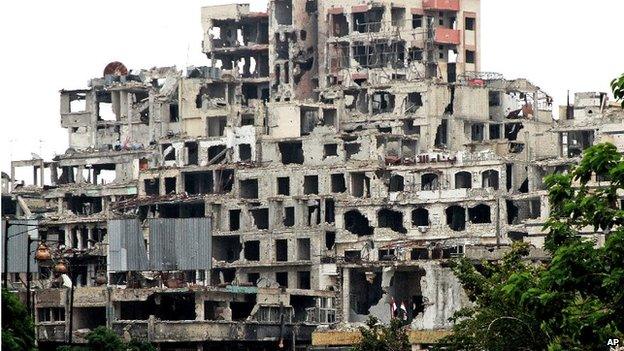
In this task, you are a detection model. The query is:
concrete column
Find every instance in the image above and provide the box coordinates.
[87,225,94,249]
[76,226,84,250]
[39,160,45,187]
[342,268,350,322]
[65,225,73,248]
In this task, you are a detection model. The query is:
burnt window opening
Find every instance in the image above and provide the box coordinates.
[301,108,318,135]
[406,92,423,113]
[325,199,335,223]
[72,307,106,331]
[371,92,395,114]
[466,50,476,64]
[421,173,439,191]
[504,123,524,141]
[434,119,448,148]
[284,207,295,227]
[276,272,288,287]
[307,203,321,226]
[389,174,404,192]
[229,209,241,231]
[244,240,260,261]
[561,130,594,158]
[344,210,374,236]
[231,296,256,321]
[208,145,227,164]
[38,307,66,322]
[276,239,288,262]
[325,231,336,250]
[144,179,159,196]
[279,142,304,164]
[215,169,234,194]
[408,47,423,62]
[204,301,228,321]
[379,248,396,261]
[155,293,196,321]
[275,0,293,25]
[239,144,252,161]
[169,103,179,122]
[211,268,236,285]
[446,206,466,231]
[353,7,384,33]
[471,123,485,142]
[240,179,259,199]
[506,200,519,225]
[468,204,491,223]
[301,175,319,195]
[506,164,513,191]
[164,177,176,194]
[207,116,227,137]
[297,238,311,261]
[247,273,260,285]
[250,208,269,230]
[482,170,499,190]
[241,114,255,126]
[455,171,472,189]
[403,120,420,135]
[331,13,348,36]
[297,271,311,289]
[277,177,290,195]
[350,270,383,315]
[331,173,346,193]
[489,124,501,139]
[411,208,430,227]
[345,250,362,262]
[412,14,423,28]
[508,231,528,242]
[351,172,370,198]
[213,236,241,263]
[377,209,407,234]
[322,109,337,127]
[507,199,541,224]
[411,248,429,260]
[184,172,213,194]
[185,142,198,165]
[68,195,102,215]
[489,91,500,107]
[345,142,361,160]
[391,7,406,27]
[163,144,176,161]
[465,17,476,30]
[323,144,338,158]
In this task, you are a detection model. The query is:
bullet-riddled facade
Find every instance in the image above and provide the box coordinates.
[3,1,624,350]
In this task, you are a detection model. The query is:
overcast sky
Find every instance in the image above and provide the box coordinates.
[1,0,622,175]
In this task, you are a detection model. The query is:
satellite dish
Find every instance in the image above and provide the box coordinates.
[103,61,128,76]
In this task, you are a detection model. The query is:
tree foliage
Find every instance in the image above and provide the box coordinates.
[2,288,37,351]
[352,316,411,351]
[437,143,624,350]
[612,73,624,107]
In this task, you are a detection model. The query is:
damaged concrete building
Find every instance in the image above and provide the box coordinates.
[2,0,624,350]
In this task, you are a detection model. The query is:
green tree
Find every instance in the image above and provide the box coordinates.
[352,316,411,351]
[612,73,624,107]
[437,143,624,351]
[2,288,37,351]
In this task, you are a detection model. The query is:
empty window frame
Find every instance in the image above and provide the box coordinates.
[421,173,439,190]
[455,171,472,189]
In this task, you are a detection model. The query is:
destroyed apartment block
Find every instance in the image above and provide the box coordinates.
[2,0,624,350]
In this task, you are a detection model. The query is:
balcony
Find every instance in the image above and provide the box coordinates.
[434,28,461,45]
[422,0,460,12]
